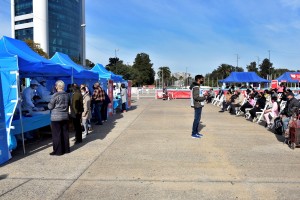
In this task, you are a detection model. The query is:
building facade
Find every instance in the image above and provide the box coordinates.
[11,0,86,65]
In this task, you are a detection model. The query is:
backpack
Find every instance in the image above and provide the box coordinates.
[273,117,283,135]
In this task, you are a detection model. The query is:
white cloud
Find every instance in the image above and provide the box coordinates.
[280,0,300,9]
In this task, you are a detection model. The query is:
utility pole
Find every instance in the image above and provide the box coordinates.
[185,67,188,88]
[268,50,271,80]
[235,54,240,71]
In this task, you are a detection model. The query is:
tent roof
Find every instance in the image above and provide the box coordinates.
[219,72,270,83]
[91,63,124,82]
[50,52,98,80]
[0,36,70,77]
[275,72,300,83]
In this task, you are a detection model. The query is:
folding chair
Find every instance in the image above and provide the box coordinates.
[236,98,247,116]
[217,95,225,107]
[212,94,220,105]
[256,101,271,124]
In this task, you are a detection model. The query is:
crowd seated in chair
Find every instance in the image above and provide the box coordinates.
[219,90,233,112]
[229,90,244,115]
[281,92,300,134]
[249,92,266,122]
[263,96,279,128]
[240,94,255,114]
[205,88,214,103]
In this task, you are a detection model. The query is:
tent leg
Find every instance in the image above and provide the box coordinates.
[17,75,26,155]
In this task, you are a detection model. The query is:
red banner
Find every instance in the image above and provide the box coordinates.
[127,80,132,108]
[290,74,300,81]
[271,80,278,89]
[156,90,191,99]
[108,80,113,117]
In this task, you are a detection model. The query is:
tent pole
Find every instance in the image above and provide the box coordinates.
[16,72,26,154]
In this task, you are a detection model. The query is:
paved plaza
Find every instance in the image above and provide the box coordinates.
[1,99,300,200]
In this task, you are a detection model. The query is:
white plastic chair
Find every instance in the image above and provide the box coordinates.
[256,101,271,124]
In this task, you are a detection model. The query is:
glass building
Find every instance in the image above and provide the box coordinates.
[11,0,86,64]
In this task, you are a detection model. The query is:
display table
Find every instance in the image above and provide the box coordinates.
[11,110,51,136]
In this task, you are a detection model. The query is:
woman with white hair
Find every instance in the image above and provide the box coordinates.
[48,80,70,156]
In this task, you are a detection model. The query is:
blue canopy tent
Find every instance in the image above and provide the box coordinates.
[0,36,75,164]
[50,52,98,82]
[275,72,300,83]
[0,55,19,165]
[0,36,71,78]
[91,63,124,82]
[219,72,270,83]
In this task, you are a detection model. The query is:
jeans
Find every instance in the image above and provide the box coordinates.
[82,118,89,135]
[94,101,103,123]
[282,117,290,132]
[192,107,202,135]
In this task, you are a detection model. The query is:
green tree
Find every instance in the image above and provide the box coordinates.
[170,75,178,86]
[85,59,95,69]
[24,39,49,58]
[273,68,290,79]
[132,53,155,86]
[106,57,133,81]
[258,58,273,79]
[246,61,258,72]
[157,66,171,86]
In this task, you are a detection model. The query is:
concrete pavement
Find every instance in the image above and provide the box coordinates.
[1,99,300,199]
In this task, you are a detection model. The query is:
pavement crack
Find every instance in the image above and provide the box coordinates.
[0,179,32,197]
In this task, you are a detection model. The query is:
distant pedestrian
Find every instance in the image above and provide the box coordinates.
[190,75,207,138]
[48,80,70,155]
[120,83,127,112]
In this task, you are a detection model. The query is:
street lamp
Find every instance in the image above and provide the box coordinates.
[81,23,86,67]
[114,49,119,65]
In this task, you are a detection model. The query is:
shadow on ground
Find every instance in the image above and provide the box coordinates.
[2,105,138,166]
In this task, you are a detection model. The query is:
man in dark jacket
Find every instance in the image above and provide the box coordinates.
[190,74,207,138]
[281,92,300,131]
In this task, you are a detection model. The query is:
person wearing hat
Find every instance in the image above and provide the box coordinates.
[281,91,300,132]
[22,79,41,115]
[37,78,52,103]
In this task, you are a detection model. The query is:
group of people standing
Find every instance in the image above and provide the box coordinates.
[47,80,127,156]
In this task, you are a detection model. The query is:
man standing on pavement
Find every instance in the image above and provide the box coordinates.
[190,75,207,138]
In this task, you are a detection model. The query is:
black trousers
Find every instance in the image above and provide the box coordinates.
[101,103,108,121]
[122,102,126,111]
[72,114,82,142]
[250,107,262,119]
[240,102,252,113]
[51,120,70,155]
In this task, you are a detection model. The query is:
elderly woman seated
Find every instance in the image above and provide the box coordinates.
[263,96,279,128]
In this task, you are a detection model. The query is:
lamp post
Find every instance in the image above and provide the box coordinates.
[81,23,86,67]
[114,49,119,65]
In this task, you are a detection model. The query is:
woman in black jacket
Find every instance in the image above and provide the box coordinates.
[249,92,266,122]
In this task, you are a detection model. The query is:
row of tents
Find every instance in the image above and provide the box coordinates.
[218,72,300,83]
[0,36,126,165]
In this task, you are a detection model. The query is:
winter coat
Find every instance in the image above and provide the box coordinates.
[48,91,69,121]
[82,93,92,120]
[190,82,206,108]
[283,97,300,117]
[70,90,83,118]
[121,88,127,103]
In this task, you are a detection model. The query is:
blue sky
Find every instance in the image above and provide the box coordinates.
[1,0,300,76]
